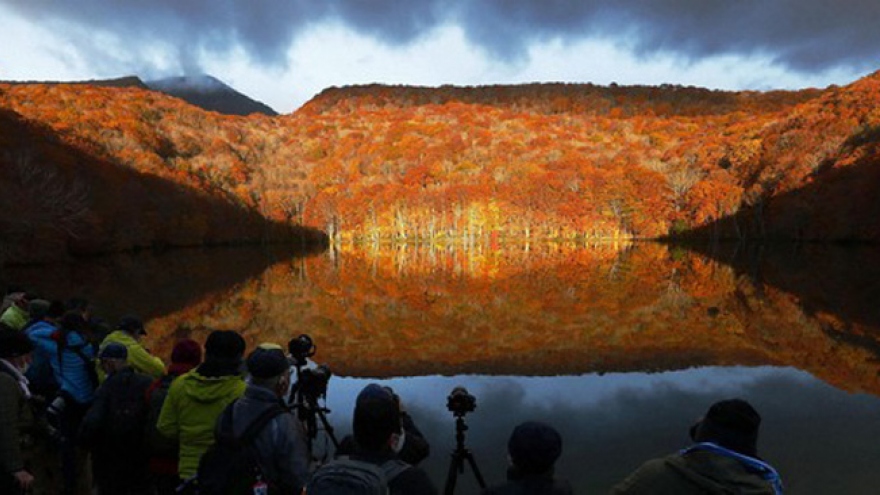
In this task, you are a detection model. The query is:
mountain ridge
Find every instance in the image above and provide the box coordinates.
[0,73,278,116]
[145,74,278,116]
[1,70,879,262]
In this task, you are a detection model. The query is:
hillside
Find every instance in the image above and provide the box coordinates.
[0,100,324,263]
[147,75,279,116]
[1,72,879,262]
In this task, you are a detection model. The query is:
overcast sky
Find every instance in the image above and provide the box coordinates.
[1,1,878,113]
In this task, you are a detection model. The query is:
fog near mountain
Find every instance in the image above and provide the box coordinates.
[146,75,278,116]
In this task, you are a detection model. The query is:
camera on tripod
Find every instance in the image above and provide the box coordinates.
[444,386,486,494]
[288,333,316,367]
[447,386,476,417]
[286,334,339,451]
[299,364,332,399]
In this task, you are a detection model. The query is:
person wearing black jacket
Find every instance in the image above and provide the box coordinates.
[79,343,154,495]
[347,384,438,495]
[483,421,573,495]
[335,385,431,466]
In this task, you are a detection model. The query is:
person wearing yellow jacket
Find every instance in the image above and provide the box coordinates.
[97,316,166,382]
[157,330,246,481]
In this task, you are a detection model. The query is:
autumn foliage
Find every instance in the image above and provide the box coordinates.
[107,242,879,395]
[2,71,880,262]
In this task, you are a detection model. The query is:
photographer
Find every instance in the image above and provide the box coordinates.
[336,386,431,466]
[610,399,782,495]
[308,384,437,495]
[482,421,572,495]
[198,343,310,495]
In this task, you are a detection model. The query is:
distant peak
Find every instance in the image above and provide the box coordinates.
[147,74,229,93]
[144,74,278,116]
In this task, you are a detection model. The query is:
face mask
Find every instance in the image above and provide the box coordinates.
[391,430,406,453]
[13,356,32,376]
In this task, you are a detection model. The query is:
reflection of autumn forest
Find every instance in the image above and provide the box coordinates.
[3,70,880,262]
[124,244,880,395]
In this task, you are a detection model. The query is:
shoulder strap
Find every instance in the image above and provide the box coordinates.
[224,402,287,446]
[380,459,411,484]
[55,332,94,376]
[70,345,93,367]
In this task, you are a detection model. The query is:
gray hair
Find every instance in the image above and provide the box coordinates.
[249,374,282,391]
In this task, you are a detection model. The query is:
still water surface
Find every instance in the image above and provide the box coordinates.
[5,242,880,494]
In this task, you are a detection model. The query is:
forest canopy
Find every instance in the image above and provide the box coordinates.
[2,70,879,262]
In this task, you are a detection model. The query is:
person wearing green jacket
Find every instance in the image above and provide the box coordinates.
[98,315,166,382]
[157,330,247,481]
[0,293,29,331]
[610,399,783,495]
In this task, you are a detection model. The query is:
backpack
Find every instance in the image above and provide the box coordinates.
[104,370,152,442]
[306,457,410,495]
[197,401,286,495]
[79,369,152,451]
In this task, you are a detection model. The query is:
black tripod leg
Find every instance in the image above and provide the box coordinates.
[315,409,340,450]
[464,452,487,489]
[444,454,462,495]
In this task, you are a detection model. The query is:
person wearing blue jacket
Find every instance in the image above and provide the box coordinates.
[24,300,65,399]
[29,311,97,495]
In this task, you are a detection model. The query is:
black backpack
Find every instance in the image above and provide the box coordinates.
[306,456,410,495]
[197,401,286,495]
[104,370,152,441]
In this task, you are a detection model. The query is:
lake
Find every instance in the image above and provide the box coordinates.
[4,241,880,494]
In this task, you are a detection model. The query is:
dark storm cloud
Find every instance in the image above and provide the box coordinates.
[6,0,878,75]
[454,0,880,72]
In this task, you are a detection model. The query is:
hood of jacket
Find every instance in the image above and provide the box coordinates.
[666,450,778,494]
[26,321,56,340]
[178,370,244,404]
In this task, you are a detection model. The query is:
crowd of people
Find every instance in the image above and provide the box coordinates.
[1,288,784,494]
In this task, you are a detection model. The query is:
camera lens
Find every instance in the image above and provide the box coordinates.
[447,386,477,416]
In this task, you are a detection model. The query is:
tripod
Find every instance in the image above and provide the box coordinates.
[444,414,486,495]
[287,363,340,453]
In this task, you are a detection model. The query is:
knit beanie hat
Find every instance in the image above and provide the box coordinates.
[167,338,202,375]
[204,330,245,361]
[171,339,203,366]
[353,384,401,451]
[691,398,761,457]
[508,421,563,474]
[27,299,51,321]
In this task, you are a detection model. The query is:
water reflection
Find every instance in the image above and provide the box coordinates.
[124,242,880,395]
[5,241,880,494]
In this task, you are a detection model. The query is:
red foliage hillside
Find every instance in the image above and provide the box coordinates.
[2,71,880,261]
[0,101,324,263]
